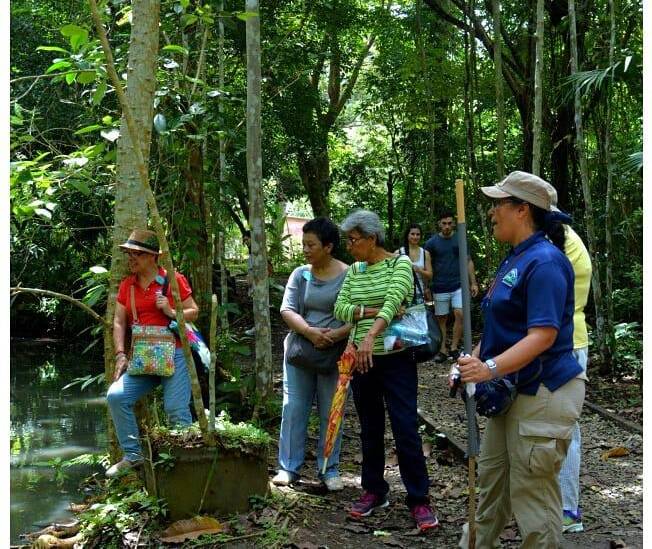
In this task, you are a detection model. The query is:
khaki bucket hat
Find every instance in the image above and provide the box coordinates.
[481,171,552,211]
[119,229,160,255]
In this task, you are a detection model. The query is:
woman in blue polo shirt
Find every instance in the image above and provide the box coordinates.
[455,171,584,548]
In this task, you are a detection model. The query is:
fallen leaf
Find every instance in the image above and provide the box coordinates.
[601,447,630,460]
[159,516,223,543]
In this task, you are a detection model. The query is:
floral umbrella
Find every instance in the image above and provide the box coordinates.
[321,342,357,475]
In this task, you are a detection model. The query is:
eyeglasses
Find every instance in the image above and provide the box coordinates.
[347,235,366,246]
[492,198,524,209]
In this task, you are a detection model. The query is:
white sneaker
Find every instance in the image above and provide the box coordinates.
[323,474,344,491]
[105,457,143,478]
[272,470,297,486]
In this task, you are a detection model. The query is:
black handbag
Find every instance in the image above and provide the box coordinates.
[408,269,441,363]
[285,269,345,374]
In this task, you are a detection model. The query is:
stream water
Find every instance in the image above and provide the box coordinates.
[10,342,107,545]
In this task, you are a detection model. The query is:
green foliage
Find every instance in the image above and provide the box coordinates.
[79,484,167,546]
[612,322,642,381]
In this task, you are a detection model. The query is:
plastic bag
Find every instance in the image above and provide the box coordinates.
[383,304,430,352]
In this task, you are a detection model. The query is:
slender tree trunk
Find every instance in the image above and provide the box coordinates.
[103,0,159,462]
[246,0,273,404]
[183,141,212,335]
[531,0,544,175]
[415,0,438,217]
[492,0,505,180]
[568,0,607,368]
[603,0,616,363]
[217,0,229,330]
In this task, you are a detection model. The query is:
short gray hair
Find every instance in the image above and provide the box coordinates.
[340,209,385,246]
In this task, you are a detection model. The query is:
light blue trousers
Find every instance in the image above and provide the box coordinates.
[278,354,344,480]
[106,349,192,461]
[559,347,588,514]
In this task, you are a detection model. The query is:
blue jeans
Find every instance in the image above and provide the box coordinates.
[107,348,192,461]
[559,347,588,514]
[278,353,343,480]
[351,351,430,508]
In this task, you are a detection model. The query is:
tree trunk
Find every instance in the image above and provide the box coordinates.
[415,0,438,211]
[603,0,616,364]
[531,0,544,175]
[246,0,273,404]
[217,0,229,330]
[183,141,212,336]
[568,0,607,369]
[297,145,331,217]
[103,0,159,462]
[492,0,505,180]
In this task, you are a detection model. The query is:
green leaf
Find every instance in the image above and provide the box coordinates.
[161,45,189,56]
[45,60,72,74]
[92,81,107,105]
[36,46,70,54]
[77,71,96,85]
[90,265,108,274]
[235,11,259,21]
[74,124,102,135]
[180,0,190,8]
[70,180,91,195]
[60,24,87,38]
[65,72,77,85]
[34,208,52,220]
[101,115,113,125]
[181,14,198,28]
[153,113,167,133]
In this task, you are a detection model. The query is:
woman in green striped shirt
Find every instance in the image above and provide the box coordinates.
[334,210,438,532]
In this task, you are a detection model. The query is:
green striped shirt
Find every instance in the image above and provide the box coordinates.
[334,256,414,354]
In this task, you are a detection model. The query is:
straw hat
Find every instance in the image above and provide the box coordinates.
[119,229,160,255]
[481,171,552,211]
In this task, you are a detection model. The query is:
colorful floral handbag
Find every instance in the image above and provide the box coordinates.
[126,285,176,377]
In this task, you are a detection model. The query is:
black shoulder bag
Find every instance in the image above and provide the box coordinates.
[285,269,346,374]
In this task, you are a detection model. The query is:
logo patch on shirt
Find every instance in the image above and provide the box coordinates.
[502,268,518,287]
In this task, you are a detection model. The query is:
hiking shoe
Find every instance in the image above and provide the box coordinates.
[448,348,461,361]
[271,470,298,486]
[349,492,389,518]
[562,509,584,533]
[105,458,143,478]
[434,351,448,363]
[323,474,344,492]
[411,503,440,532]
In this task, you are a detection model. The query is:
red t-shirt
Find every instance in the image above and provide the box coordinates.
[117,268,193,348]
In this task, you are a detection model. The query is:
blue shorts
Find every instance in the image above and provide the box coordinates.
[434,288,462,316]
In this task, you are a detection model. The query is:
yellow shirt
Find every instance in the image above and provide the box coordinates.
[564,226,592,349]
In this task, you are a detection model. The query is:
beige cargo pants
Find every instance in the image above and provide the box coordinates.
[459,378,585,548]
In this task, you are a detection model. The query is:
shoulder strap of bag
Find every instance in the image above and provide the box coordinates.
[130,284,139,324]
[296,267,309,318]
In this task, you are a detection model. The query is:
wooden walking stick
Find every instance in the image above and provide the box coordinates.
[455,178,480,549]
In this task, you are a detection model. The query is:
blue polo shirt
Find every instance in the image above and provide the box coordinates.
[480,231,581,395]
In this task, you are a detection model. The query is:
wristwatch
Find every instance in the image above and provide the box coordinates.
[485,358,498,379]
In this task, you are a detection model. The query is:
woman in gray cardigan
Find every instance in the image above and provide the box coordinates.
[273,217,351,491]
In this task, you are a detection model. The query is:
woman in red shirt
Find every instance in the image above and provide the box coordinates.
[106,229,199,477]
